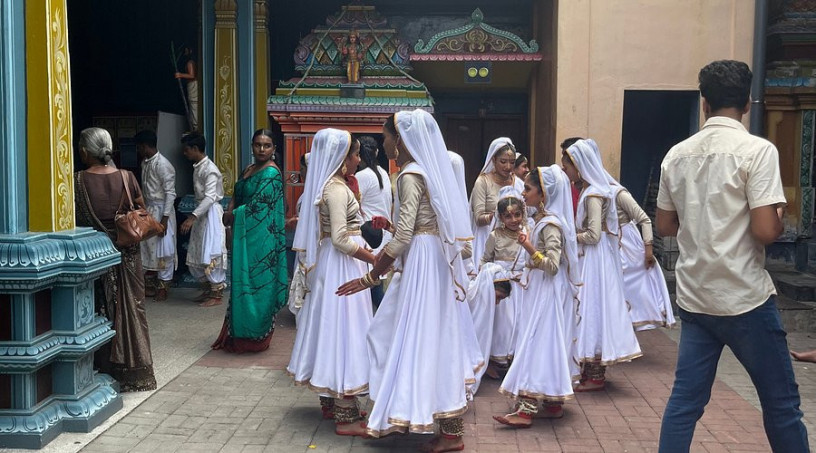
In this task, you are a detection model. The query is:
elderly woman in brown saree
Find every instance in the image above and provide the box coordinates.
[74,127,157,392]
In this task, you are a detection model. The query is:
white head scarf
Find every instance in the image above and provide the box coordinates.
[538,165,580,289]
[395,110,473,261]
[292,128,351,271]
[480,137,516,175]
[564,138,619,235]
[448,151,468,198]
[590,144,626,198]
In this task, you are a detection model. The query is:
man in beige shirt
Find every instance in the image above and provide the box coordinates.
[656,60,807,452]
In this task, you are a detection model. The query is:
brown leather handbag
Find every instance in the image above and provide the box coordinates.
[114,170,163,247]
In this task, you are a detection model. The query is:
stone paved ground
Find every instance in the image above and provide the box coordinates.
[77,306,816,453]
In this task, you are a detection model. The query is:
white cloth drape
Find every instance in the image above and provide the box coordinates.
[292,128,350,273]
[394,110,473,281]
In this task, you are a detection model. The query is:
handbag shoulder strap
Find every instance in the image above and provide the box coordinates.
[119,170,136,211]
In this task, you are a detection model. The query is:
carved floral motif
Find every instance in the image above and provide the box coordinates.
[217,55,236,195]
[414,8,539,56]
[50,7,74,230]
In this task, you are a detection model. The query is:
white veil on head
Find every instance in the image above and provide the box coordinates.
[292,128,351,271]
[564,139,619,235]
[480,137,515,175]
[588,143,625,196]
[538,165,580,288]
[395,109,473,259]
[448,150,468,198]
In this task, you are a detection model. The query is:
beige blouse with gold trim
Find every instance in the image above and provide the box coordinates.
[481,228,522,266]
[470,174,506,226]
[615,189,653,244]
[527,222,562,276]
[319,176,362,256]
[384,172,438,259]
[576,196,607,245]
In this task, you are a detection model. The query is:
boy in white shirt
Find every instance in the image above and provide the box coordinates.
[656,60,808,453]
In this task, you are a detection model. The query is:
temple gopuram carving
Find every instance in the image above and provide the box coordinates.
[268,4,433,217]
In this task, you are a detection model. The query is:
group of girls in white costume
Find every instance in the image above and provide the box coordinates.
[287,129,375,437]
[288,117,671,449]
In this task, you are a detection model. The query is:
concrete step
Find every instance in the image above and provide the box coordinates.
[769,268,816,302]
[777,295,816,333]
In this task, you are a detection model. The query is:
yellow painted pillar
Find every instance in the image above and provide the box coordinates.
[26,0,75,232]
[254,0,270,129]
[214,0,240,195]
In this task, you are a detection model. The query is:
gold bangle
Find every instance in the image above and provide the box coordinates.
[360,272,377,288]
[531,251,544,266]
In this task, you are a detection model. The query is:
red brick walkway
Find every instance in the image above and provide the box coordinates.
[196,310,772,452]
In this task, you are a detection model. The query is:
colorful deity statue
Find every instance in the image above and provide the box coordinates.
[337,29,366,84]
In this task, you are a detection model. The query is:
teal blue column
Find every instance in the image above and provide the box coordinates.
[237,0,256,170]
[0,0,26,234]
[203,1,215,160]
[0,1,122,448]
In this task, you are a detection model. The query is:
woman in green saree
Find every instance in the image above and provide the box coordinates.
[213,129,287,353]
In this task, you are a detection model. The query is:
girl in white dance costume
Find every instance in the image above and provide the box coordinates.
[470,138,526,264]
[287,128,375,437]
[594,150,675,331]
[562,139,642,392]
[469,186,529,380]
[337,110,474,453]
[493,165,579,427]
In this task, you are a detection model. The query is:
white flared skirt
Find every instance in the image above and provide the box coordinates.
[575,234,642,366]
[468,260,522,365]
[619,223,676,331]
[500,268,574,401]
[452,256,485,396]
[366,235,470,437]
[471,223,492,266]
[286,236,373,397]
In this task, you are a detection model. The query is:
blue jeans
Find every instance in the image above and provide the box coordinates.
[659,297,808,452]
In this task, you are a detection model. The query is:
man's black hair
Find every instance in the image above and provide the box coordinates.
[698,60,752,112]
[181,131,206,152]
[560,137,584,152]
[133,130,157,148]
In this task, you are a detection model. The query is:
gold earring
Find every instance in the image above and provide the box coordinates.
[341,164,348,175]
[394,149,399,159]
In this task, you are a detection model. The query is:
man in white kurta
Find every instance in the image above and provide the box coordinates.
[136,130,177,301]
[180,132,227,307]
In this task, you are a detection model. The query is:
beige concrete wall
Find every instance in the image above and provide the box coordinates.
[555,0,755,176]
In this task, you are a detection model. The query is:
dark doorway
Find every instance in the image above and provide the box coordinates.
[435,93,528,193]
[444,116,525,193]
[620,90,700,206]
